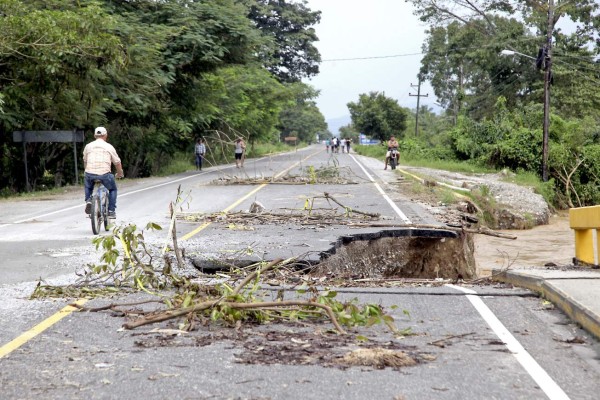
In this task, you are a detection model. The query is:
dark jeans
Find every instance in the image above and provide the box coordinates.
[195,153,204,169]
[84,172,118,212]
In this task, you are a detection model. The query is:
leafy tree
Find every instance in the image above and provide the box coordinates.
[101,0,265,175]
[411,0,600,120]
[0,0,125,190]
[198,65,290,149]
[245,0,322,82]
[338,124,360,144]
[347,92,408,141]
[278,83,327,143]
[0,0,289,188]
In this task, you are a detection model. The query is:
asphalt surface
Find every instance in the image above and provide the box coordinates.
[1,145,600,400]
[493,267,600,343]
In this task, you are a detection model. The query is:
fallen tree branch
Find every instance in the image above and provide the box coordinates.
[74,299,163,312]
[428,332,476,347]
[122,299,346,334]
[231,258,283,296]
[321,192,381,218]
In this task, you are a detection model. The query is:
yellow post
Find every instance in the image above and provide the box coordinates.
[570,205,600,266]
[574,229,595,264]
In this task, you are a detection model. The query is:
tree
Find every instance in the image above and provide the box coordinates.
[0,0,126,189]
[245,0,322,82]
[347,92,408,141]
[278,82,327,143]
[338,124,360,144]
[198,65,290,149]
[420,17,541,121]
[410,0,600,121]
[0,0,300,192]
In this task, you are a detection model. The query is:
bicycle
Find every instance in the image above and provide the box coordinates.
[90,179,110,235]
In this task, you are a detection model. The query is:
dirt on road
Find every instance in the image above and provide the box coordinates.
[474,212,574,276]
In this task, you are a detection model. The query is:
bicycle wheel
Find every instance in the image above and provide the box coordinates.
[102,191,110,231]
[90,195,101,235]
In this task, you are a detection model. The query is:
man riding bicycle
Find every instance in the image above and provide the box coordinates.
[83,127,124,219]
[384,135,399,170]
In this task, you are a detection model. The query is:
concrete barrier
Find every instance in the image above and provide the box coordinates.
[570,205,600,266]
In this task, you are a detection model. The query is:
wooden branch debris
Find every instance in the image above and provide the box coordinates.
[320,192,381,218]
[122,299,346,334]
[231,258,282,296]
[79,258,347,334]
[428,332,476,347]
[211,173,357,186]
[177,209,516,240]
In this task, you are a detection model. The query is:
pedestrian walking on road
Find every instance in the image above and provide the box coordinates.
[195,138,206,171]
[234,137,246,168]
[332,137,339,153]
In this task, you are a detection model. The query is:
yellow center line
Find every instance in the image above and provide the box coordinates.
[0,298,88,359]
[0,149,322,360]
[180,149,322,241]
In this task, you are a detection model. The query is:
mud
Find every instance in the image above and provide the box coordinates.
[131,327,434,370]
[474,213,574,276]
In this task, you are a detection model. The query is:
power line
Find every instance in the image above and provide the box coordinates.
[321,52,423,62]
[320,37,542,63]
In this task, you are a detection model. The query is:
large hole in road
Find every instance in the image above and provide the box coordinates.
[313,231,476,280]
[191,229,476,280]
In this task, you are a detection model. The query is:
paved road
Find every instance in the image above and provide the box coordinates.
[1,145,600,400]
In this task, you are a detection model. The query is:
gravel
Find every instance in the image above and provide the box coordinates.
[398,166,550,228]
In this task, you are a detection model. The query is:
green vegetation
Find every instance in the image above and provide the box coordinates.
[354,144,493,174]
[0,0,329,194]
[347,92,408,141]
[155,141,304,176]
[32,219,402,334]
[345,1,600,209]
[3,0,600,210]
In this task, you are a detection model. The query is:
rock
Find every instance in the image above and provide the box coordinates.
[400,166,550,229]
[249,201,265,214]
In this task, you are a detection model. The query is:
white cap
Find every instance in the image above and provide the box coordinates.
[94,127,107,137]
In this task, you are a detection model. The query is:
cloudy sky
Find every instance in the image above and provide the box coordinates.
[303,0,437,126]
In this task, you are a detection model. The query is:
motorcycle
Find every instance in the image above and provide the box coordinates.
[389,148,399,170]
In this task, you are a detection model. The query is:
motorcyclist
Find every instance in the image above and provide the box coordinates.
[83,127,124,219]
[384,136,399,170]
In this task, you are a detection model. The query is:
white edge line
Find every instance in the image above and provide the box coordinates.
[349,154,411,224]
[446,284,570,400]
[0,164,237,229]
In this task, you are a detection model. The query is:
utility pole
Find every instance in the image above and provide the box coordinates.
[409,80,428,137]
[542,0,554,182]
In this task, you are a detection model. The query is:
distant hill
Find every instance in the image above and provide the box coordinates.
[326,115,351,136]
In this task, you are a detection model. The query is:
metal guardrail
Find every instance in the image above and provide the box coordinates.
[570,205,600,266]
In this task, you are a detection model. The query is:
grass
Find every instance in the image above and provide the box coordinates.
[156,152,193,176]
[355,144,552,203]
[440,189,458,205]
[401,158,495,174]
[0,185,78,200]
[156,142,305,176]
[354,145,494,174]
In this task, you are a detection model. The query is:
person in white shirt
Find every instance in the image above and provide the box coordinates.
[83,127,124,218]
[234,137,246,168]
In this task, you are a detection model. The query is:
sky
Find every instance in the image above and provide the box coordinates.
[303,0,437,129]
